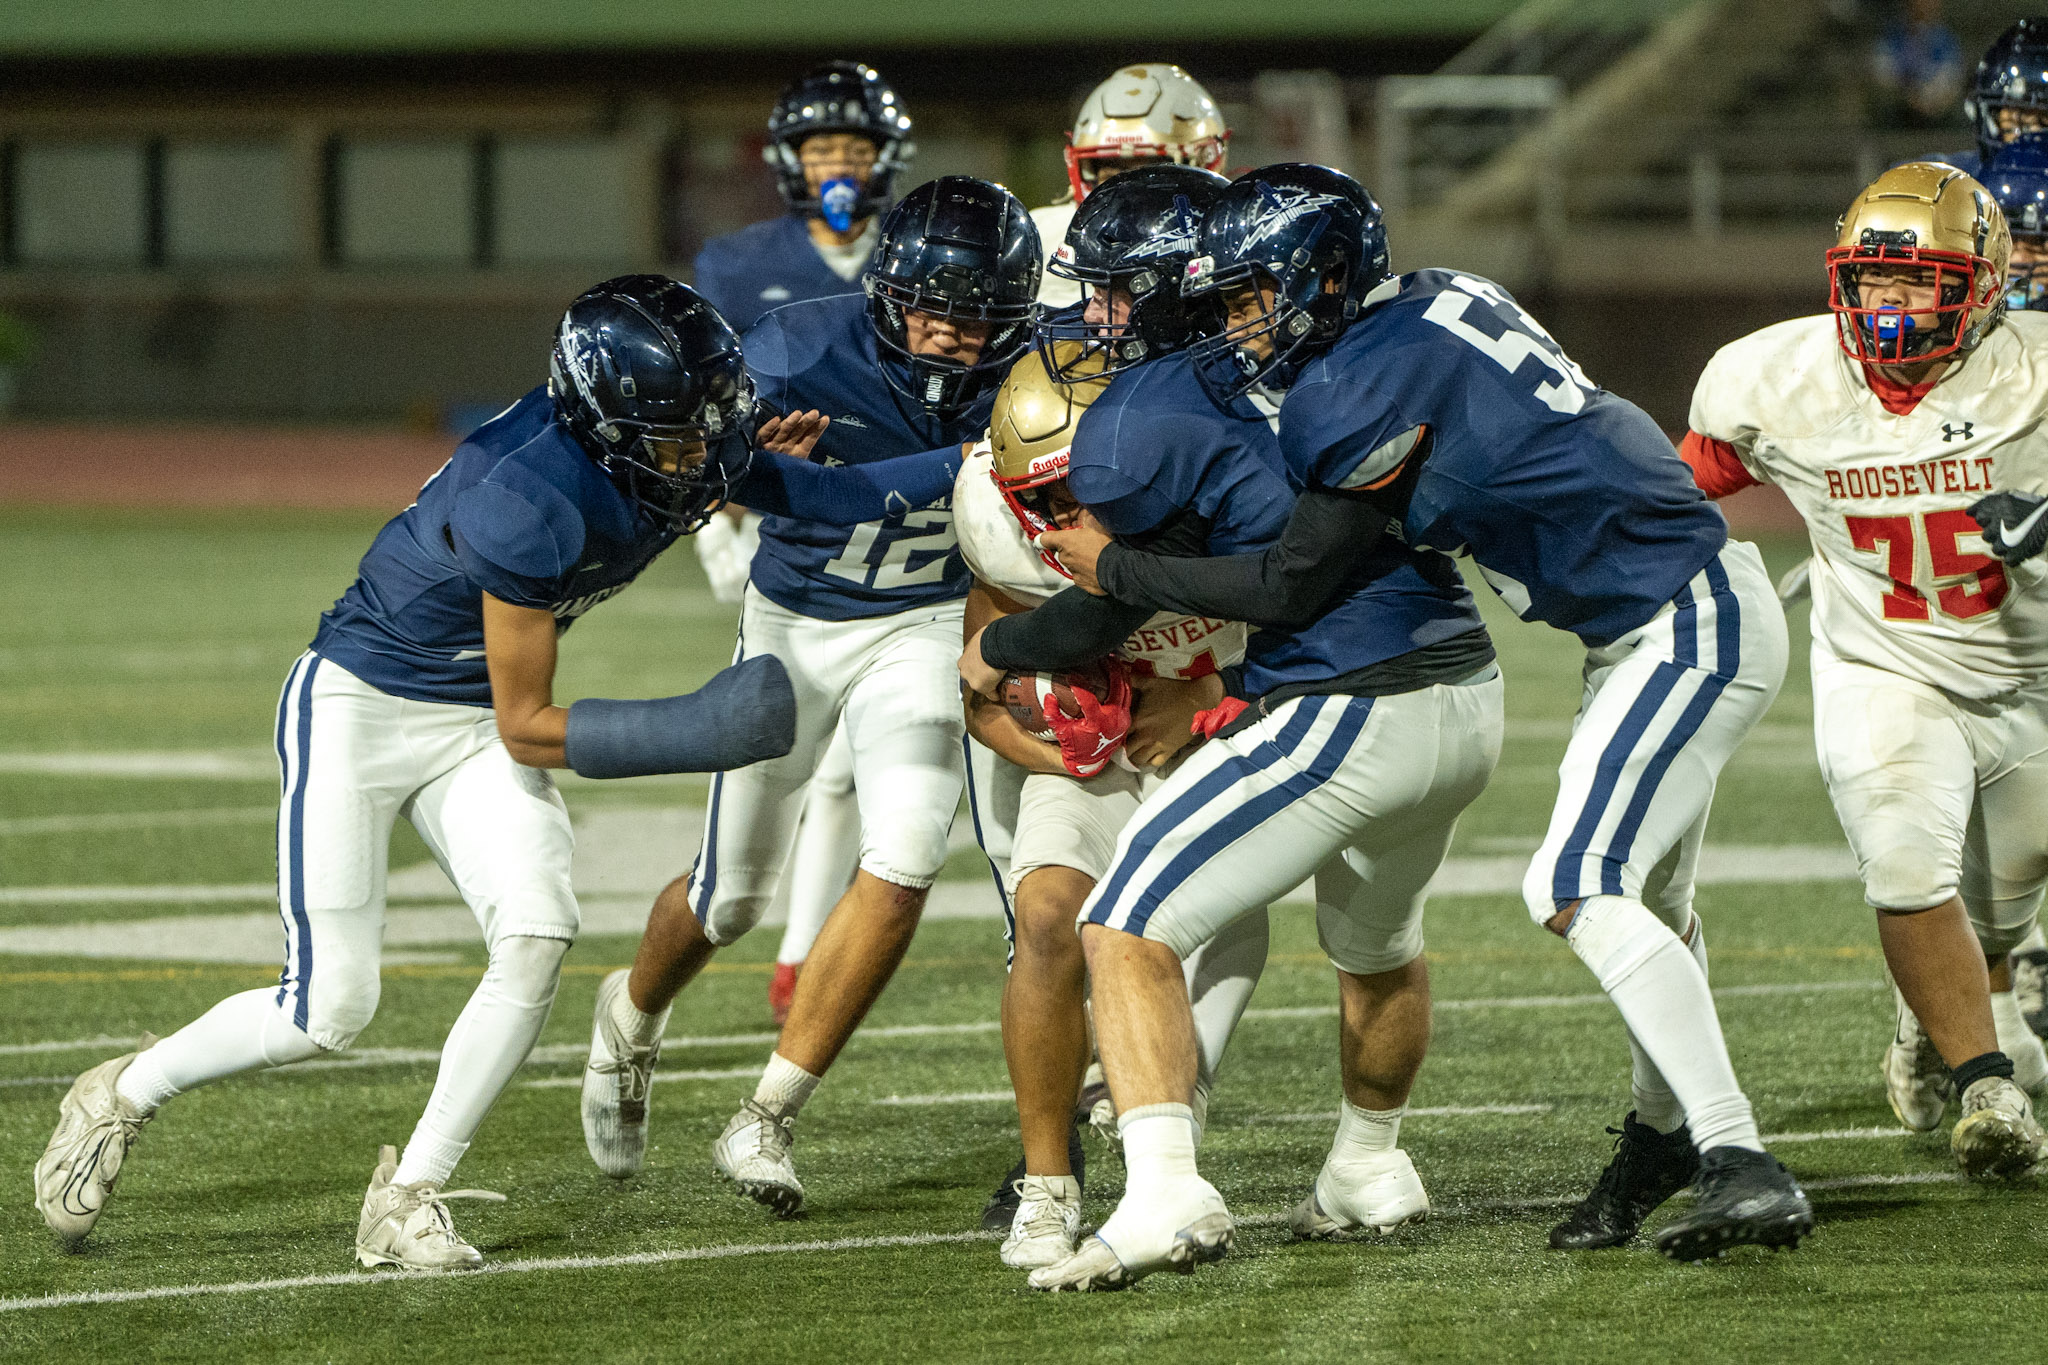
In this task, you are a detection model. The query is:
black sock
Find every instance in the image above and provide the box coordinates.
[1951,1050,2015,1093]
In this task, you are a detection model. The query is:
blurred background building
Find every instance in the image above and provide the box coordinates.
[0,0,2038,431]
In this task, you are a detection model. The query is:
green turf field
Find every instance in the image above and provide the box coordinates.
[0,507,2040,1362]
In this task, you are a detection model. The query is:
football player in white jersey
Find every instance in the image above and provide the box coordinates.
[1030,64,1229,309]
[959,345,1270,1270]
[1685,163,2048,1176]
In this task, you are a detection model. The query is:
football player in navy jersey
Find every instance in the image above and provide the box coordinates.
[960,180,1506,1291]
[30,276,965,1270]
[1044,165,1814,1262]
[1913,20,2048,178]
[581,177,1043,1215]
[693,61,913,333]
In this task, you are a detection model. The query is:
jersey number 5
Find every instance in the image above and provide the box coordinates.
[1422,275,1598,414]
[1844,510,2007,621]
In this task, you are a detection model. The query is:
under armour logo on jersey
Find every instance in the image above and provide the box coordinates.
[835,413,868,428]
[1943,422,1975,442]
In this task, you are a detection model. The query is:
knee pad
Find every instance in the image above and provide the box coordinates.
[859,812,952,890]
[482,934,570,1012]
[304,962,382,1051]
[1319,904,1425,977]
[1863,842,1958,912]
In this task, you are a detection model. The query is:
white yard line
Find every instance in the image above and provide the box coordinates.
[1762,1126,1914,1143]
[0,750,276,780]
[871,1091,1016,1106]
[522,1067,763,1089]
[0,1170,1969,1317]
[0,807,275,837]
[1265,1104,1552,1122]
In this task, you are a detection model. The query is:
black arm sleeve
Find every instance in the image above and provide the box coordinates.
[979,587,1156,674]
[1094,488,1391,629]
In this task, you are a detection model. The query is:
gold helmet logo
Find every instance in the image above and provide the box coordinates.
[988,344,1109,569]
[1066,63,1230,202]
[1827,162,2011,364]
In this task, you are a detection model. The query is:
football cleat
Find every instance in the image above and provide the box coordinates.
[1290,1149,1430,1239]
[1883,996,1954,1132]
[980,1125,1086,1231]
[581,969,660,1178]
[1000,1174,1083,1269]
[32,1036,156,1247]
[768,962,800,1028]
[355,1145,504,1271]
[713,1099,804,1216]
[1028,1179,1232,1292]
[1652,1147,1814,1261]
[2014,948,2048,1039]
[1950,1076,2048,1178]
[1549,1114,1700,1250]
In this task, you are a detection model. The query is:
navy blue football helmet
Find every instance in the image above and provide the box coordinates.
[865,176,1041,418]
[549,276,753,534]
[1967,20,2048,164]
[1184,163,1390,400]
[764,62,915,224]
[1985,131,2048,310]
[1035,164,1232,383]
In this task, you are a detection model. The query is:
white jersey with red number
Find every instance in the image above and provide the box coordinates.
[1689,312,2048,699]
[952,444,1244,680]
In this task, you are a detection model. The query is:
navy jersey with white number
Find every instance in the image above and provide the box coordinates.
[1282,271,1727,645]
[1071,353,1486,698]
[744,294,988,621]
[311,388,677,706]
[694,215,871,335]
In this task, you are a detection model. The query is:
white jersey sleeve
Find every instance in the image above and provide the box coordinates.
[952,445,1246,679]
[1691,313,2048,698]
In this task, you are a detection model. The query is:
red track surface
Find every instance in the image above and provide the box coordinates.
[0,423,450,511]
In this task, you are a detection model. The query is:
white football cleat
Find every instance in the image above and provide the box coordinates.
[33,1036,156,1247]
[712,1100,804,1216]
[1078,1063,1119,1150]
[355,1145,505,1271]
[1289,1148,1430,1239]
[1882,996,1953,1132]
[1027,1179,1231,1292]
[1000,1174,1082,1269]
[582,969,659,1178]
[1950,1077,2048,1179]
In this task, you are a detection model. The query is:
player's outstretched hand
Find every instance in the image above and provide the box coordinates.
[1970,490,2048,565]
[756,408,830,458]
[1039,513,1114,595]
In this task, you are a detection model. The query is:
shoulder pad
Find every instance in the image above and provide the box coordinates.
[451,456,589,585]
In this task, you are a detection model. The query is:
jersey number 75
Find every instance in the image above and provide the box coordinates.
[1845,510,2007,621]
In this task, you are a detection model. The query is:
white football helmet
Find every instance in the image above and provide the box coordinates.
[1065,63,1229,202]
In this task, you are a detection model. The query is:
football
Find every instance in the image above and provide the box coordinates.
[999,664,1113,741]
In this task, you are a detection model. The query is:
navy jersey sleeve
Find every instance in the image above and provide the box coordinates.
[449,461,588,609]
[1066,461,1181,537]
[1283,371,1424,495]
[738,310,795,413]
[733,445,964,525]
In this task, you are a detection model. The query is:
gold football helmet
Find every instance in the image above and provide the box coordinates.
[1065,64,1230,202]
[1827,162,2011,364]
[988,344,1108,568]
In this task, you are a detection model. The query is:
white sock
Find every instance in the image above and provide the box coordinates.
[612,981,670,1050]
[114,987,326,1115]
[1569,896,1762,1153]
[1992,990,2048,1094]
[1118,1103,1200,1189]
[1331,1098,1404,1161]
[752,1052,821,1119]
[1627,913,1707,1134]
[395,935,566,1188]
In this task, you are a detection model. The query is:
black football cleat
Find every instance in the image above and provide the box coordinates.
[979,1124,1086,1232]
[1653,1146,1814,1262]
[1549,1113,1700,1250]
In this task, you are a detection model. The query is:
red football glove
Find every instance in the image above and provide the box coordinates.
[1044,658,1134,778]
[1189,695,1249,741]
